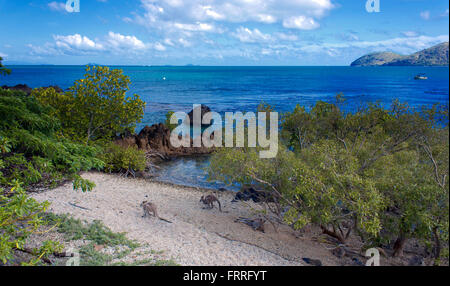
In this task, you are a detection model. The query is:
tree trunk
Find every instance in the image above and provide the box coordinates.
[320,224,351,244]
[433,227,441,262]
[393,234,407,257]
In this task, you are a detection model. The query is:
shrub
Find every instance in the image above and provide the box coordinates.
[0,180,63,265]
[99,143,146,177]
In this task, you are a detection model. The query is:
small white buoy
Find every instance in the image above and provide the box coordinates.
[163,77,166,80]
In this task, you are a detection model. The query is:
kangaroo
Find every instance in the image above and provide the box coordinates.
[200,195,222,212]
[141,201,172,223]
[235,217,266,233]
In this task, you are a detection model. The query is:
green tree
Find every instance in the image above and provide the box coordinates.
[208,97,449,261]
[34,66,146,144]
[0,57,11,76]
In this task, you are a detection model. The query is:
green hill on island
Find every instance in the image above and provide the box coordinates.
[351,42,449,66]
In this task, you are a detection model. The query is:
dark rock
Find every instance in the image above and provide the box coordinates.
[234,217,265,233]
[187,105,213,127]
[352,257,365,266]
[332,247,346,259]
[114,123,214,160]
[302,258,322,266]
[2,84,32,94]
[232,185,275,203]
[408,256,425,266]
[1,84,64,95]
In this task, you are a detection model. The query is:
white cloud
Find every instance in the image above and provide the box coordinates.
[153,42,166,51]
[29,32,167,57]
[283,16,320,30]
[299,35,449,56]
[275,32,299,41]
[163,38,174,46]
[178,38,191,47]
[54,34,104,52]
[402,31,419,37]
[420,10,430,20]
[232,27,272,43]
[135,0,333,31]
[48,1,66,12]
[173,22,216,32]
[106,32,147,51]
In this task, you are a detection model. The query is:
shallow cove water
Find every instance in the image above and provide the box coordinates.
[151,155,240,191]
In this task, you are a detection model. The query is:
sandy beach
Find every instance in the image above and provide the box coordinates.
[30,172,342,266]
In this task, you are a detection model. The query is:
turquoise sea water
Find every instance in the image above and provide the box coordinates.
[2,65,449,190]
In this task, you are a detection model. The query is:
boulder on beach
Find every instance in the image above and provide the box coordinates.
[232,185,275,203]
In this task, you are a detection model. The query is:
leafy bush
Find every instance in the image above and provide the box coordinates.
[98,143,146,176]
[33,66,146,144]
[0,180,63,265]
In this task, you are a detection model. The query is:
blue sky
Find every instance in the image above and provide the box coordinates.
[0,0,448,65]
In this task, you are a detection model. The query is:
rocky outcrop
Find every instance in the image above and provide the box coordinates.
[1,84,64,95]
[351,42,449,66]
[114,123,214,160]
[187,105,213,127]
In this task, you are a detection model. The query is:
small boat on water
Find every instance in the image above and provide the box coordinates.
[414,73,428,80]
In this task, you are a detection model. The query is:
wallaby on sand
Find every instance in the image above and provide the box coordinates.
[141,201,172,223]
[234,217,266,233]
[200,195,222,212]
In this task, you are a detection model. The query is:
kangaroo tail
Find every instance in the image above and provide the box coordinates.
[217,200,222,212]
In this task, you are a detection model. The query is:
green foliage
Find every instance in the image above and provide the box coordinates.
[33,66,146,144]
[98,143,146,176]
[0,57,11,76]
[208,96,449,260]
[0,93,104,189]
[165,111,176,131]
[44,213,139,247]
[0,180,63,265]
[0,91,103,265]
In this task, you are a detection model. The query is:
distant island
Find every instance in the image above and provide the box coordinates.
[351,42,449,67]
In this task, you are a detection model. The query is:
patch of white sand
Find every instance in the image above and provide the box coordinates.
[31,172,338,266]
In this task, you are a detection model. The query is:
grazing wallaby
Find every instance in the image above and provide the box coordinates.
[200,195,222,212]
[141,201,172,223]
[235,217,266,233]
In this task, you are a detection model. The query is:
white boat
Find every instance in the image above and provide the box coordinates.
[414,73,428,80]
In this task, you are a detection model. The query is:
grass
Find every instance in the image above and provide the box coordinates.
[43,213,178,266]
